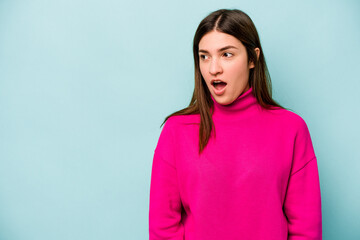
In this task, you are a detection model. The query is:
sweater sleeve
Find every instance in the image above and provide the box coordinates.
[283,118,322,240]
[149,118,184,240]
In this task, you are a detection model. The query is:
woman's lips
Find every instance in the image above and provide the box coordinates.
[212,82,227,95]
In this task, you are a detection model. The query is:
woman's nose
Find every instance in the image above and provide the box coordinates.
[209,59,223,75]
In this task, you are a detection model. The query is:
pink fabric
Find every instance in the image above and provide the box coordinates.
[149,87,322,240]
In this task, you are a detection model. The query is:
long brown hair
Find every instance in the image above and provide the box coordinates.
[161,9,285,155]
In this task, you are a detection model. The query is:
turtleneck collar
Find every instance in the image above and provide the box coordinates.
[210,87,259,121]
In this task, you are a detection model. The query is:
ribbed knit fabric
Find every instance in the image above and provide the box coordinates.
[149,87,322,240]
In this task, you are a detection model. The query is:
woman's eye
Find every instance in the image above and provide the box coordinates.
[200,54,208,60]
[223,52,233,57]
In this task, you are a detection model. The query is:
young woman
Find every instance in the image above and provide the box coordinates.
[149,9,322,240]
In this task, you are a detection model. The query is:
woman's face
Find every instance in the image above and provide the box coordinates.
[198,30,255,105]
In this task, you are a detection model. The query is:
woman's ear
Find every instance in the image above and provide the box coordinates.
[249,48,260,69]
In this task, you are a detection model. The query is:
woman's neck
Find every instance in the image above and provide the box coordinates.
[210,87,259,122]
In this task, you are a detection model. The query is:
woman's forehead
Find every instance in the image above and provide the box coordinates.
[199,31,244,52]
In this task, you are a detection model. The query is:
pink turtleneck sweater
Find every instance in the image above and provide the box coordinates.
[149,87,322,240]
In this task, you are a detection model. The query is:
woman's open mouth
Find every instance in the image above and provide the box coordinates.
[212,80,227,95]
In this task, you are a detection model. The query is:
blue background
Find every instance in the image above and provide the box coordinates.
[0,0,359,239]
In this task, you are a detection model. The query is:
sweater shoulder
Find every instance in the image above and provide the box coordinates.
[155,114,198,160]
[265,107,309,131]
[156,115,199,159]
[165,114,201,126]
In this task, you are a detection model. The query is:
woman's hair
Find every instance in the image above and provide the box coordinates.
[161,9,285,155]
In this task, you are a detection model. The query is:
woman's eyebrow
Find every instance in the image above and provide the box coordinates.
[199,45,238,53]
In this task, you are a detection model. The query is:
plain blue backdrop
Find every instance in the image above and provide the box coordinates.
[0,0,359,239]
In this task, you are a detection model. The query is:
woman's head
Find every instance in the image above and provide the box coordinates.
[193,9,265,105]
[163,9,283,155]
[198,30,259,105]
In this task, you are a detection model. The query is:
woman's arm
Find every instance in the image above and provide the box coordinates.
[149,118,184,240]
[283,118,322,240]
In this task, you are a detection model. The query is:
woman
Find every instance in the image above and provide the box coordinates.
[149,9,322,240]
